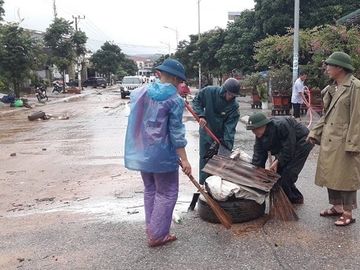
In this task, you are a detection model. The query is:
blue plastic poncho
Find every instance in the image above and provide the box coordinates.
[124,82,187,173]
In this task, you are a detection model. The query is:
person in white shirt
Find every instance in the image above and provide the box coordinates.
[291,72,310,119]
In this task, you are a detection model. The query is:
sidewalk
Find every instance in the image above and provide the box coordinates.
[0,85,119,118]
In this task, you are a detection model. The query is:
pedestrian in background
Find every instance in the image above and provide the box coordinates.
[247,112,313,204]
[291,71,310,120]
[177,82,191,98]
[124,58,191,246]
[308,52,360,226]
[191,78,240,184]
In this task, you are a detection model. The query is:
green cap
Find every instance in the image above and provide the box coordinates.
[246,112,270,130]
[325,52,354,71]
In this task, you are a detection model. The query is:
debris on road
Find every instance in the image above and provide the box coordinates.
[28,111,46,121]
[127,210,139,215]
[28,111,70,121]
[173,213,183,224]
[10,153,16,157]
[35,197,55,202]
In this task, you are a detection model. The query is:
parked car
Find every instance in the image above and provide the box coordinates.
[82,77,107,88]
[120,76,143,99]
[66,79,79,87]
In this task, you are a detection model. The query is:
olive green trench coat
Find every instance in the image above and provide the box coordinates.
[309,75,360,191]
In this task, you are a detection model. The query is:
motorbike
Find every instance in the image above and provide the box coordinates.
[35,85,48,102]
[52,81,63,93]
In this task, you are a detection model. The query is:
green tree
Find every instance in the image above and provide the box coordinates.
[254,0,360,36]
[196,28,225,83]
[216,10,260,74]
[0,0,4,21]
[72,30,87,57]
[254,25,360,89]
[116,57,138,78]
[90,41,125,82]
[0,23,43,97]
[174,36,198,80]
[44,18,76,91]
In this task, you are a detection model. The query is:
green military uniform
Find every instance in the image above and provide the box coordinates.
[192,86,240,184]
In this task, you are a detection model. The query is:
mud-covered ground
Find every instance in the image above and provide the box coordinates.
[0,89,359,270]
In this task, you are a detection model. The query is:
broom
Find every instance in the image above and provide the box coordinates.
[179,161,232,229]
[267,153,298,221]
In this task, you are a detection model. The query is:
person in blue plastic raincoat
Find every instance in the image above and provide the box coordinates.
[191,78,241,184]
[124,59,191,247]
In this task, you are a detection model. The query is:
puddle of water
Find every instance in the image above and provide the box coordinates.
[6,196,191,224]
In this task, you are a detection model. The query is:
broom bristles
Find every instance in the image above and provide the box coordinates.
[270,185,298,221]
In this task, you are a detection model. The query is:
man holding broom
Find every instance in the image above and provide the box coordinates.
[191,78,241,185]
[247,112,313,204]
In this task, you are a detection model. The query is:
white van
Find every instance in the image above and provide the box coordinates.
[120,76,143,99]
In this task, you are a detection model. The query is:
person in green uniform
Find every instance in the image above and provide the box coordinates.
[308,52,360,226]
[191,78,241,184]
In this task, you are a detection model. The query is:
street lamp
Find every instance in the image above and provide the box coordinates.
[163,26,178,50]
[160,41,171,55]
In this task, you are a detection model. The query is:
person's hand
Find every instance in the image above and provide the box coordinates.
[199,118,207,128]
[180,159,192,176]
[306,136,317,145]
[269,160,278,173]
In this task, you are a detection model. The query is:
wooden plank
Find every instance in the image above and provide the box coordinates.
[202,155,280,192]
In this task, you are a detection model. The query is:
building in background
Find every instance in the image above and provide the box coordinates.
[228,12,241,21]
[129,56,155,77]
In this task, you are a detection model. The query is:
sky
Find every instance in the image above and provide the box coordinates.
[4,0,255,55]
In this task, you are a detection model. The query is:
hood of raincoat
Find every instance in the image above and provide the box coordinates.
[147,81,177,101]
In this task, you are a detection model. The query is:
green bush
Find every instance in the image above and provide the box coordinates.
[269,66,292,95]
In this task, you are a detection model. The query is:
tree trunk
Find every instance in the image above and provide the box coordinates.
[13,80,20,98]
[62,70,66,93]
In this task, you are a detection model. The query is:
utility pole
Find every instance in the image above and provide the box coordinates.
[198,0,202,90]
[292,0,300,86]
[72,15,85,89]
[53,0,57,19]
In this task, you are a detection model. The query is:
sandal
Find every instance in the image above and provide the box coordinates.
[335,213,356,226]
[148,234,177,247]
[320,207,343,217]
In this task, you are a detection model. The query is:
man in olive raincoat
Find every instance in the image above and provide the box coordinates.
[308,52,360,226]
[191,78,240,184]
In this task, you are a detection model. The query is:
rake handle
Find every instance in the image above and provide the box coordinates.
[184,101,221,145]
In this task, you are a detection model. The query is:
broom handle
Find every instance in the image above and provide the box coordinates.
[184,101,221,145]
[179,161,232,229]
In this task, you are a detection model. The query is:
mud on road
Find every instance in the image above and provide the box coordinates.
[0,91,359,270]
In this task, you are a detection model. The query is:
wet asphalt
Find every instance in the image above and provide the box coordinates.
[0,89,359,270]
